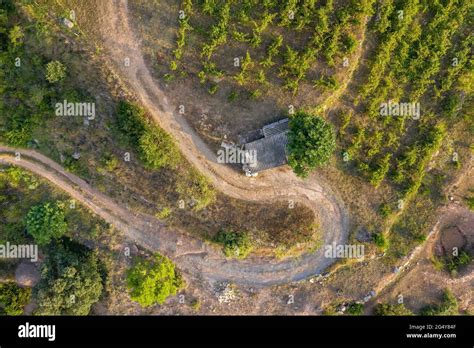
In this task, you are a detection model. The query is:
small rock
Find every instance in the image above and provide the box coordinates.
[72,152,81,160]
[63,18,74,29]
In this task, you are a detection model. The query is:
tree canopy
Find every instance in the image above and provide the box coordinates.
[126,254,183,307]
[45,60,66,83]
[25,201,67,245]
[287,111,336,177]
[34,239,103,315]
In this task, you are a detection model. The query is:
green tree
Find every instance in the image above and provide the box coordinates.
[215,230,253,259]
[25,201,67,245]
[45,60,66,83]
[8,25,24,47]
[116,100,146,144]
[374,303,413,316]
[34,239,103,315]
[126,254,183,307]
[287,112,336,177]
[0,282,31,315]
[139,125,181,170]
[346,302,364,315]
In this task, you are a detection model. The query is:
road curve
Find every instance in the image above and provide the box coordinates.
[0,0,352,286]
[0,146,346,286]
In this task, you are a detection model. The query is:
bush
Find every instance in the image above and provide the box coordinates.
[25,201,67,245]
[373,233,388,250]
[126,254,183,307]
[374,303,413,316]
[116,100,146,145]
[0,282,31,315]
[45,61,66,83]
[421,289,459,316]
[176,169,216,211]
[445,251,471,276]
[34,239,103,315]
[139,125,181,170]
[215,230,253,259]
[346,302,364,315]
[116,100,182,170]
[287,112,336,178]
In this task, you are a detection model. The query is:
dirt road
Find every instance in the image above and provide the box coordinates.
[0,1,353,286]
[95,0,350,277]
[0,145,347,286]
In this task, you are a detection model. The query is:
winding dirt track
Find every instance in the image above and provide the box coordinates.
[0,0,354,286]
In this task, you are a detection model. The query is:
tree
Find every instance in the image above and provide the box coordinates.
[215,230,253,259]
[346,302,364,315]
[287,112,336,177]
[34,239,103,315]
[126,254,183,307]
[45,60,66,83]
[139,125,181,169]
[25,201,67,245]
[0,282,31,315]
[374,303,413,316]
[8,25,24,48]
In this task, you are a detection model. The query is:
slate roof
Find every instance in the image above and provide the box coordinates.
[242,119,289,174]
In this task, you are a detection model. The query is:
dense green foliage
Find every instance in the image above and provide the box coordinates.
[126,254,183,307]
[374,303,413,316]
[45,60,66,83]
[420,289,459,316]
[25,201,67,245]
[215,230,253,259]
[346,302,364,315]
[116,100,181,170]
[0,282,31,316]
[34,239,103,315]
[288,111,336,177]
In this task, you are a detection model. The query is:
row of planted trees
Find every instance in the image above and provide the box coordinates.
[167,0,371,97]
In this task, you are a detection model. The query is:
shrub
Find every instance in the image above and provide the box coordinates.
[45,60,66,83]
[116,100,182,170]
[215,230,253,259]
[465,195,474,210]
[0,282,31,315]
[139,125,181,170]
[346,302,364,315]
[25,201,67,245]
[126,254,184,307]
[374,303,413,316]
[287,112,336,178]
[421,289,459,316]
[379,203,392,218]
[34,239,103,315]
[116,100,146,145]
[373,233,388,249]
[176,169,216,211]
[445,250,471,276]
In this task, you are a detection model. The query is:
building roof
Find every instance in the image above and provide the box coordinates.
[242,130,289,173]
[262,118,289,138]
